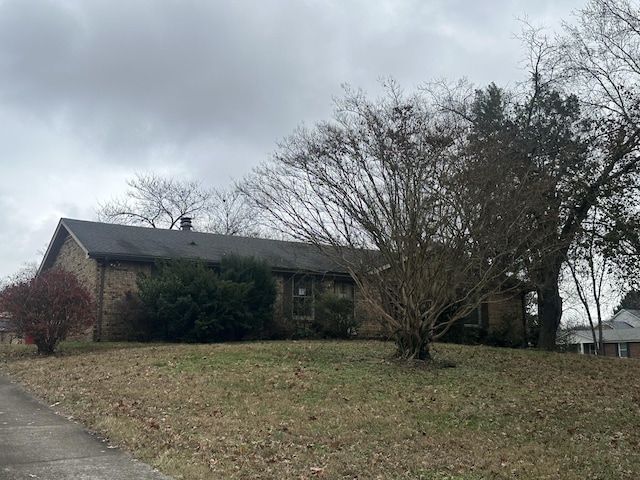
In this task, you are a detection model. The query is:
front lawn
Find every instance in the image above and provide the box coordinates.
[1,341,639,479]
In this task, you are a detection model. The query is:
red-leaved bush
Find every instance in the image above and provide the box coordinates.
[0,269,95,354]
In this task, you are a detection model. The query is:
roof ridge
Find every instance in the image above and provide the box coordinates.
[61,218,316,248]
[46,218,351,275]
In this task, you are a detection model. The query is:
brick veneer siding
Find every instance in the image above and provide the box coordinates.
[98,261,152,340]
[51,235,152,341]
[601,341,640,359]
[51,236,100,340]
[268,273,385,338]
[0,328,22,344]
[52,236,99,298]
[50,235,520,344]
[269,273,292,338]
[354,291,386,338]
[603,343,618,357]
[324,276,385,338]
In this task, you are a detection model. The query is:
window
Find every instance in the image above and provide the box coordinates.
[334,281,354,300]
[618,343,629,358]
[293,276,314,319]
[585,343,596,355]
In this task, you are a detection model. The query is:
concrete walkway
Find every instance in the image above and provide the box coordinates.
[0,372,173,480]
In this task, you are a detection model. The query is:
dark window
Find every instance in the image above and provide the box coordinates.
[618,342,629,358]
[462,306,480,326]
[334,281,354,300]
[293,276,314,319]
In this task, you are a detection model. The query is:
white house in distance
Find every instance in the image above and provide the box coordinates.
[564,309,640,358]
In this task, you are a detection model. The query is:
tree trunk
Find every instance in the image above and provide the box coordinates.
[394,326,431,361]
[537,281,563,350]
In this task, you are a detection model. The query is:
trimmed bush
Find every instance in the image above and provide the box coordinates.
[219,255,277,338]
[313,293,357,339]
[135,257,276,343]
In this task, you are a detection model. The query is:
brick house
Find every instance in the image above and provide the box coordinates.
[39,218,380,341]
[562,309,640,358]
[39,217,528,343]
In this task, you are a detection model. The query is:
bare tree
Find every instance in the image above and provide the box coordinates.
[515,0,640,349]
[0,261,38,289]
[202,186,262,236]
[96,172,260,236]
[96,172,214,229]
[564,207,617,355]
[242,82,532,361]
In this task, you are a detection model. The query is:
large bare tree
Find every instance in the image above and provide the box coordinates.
[96,172,214,229]
[518,0,640,348]
[433,0,640,350]
[243,83,532,360]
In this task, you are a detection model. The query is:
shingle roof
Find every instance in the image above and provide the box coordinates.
[604,321,634,329]
[40,218,350,275]
[609,309,640,328]
[567,328,640,343]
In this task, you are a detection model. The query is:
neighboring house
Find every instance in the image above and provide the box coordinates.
[562,309,640,358]
[606,309,640,328]
[39,217,528,343]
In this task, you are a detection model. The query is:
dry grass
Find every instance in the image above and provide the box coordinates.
[1,340,640,479]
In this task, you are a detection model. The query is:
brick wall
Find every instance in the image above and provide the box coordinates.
[269,273,293,337]
[52,236,100,340]
[98,261,152,340]
[268,273,385,338]
[272,273,285,320]
[601,341,640,359]
[603,343,618,357]
[51,236,152,341]
[0,330,22,344]
[53,236,100,297]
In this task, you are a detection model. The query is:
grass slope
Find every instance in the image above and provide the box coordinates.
[1,341,639,479]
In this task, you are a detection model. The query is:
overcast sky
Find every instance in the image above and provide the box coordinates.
[0,0,586,279]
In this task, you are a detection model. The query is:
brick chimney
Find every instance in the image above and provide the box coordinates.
[180,217,193,231]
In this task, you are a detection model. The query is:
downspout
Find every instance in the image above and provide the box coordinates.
[96,257,108,342]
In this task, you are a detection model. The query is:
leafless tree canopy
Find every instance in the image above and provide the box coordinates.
[243,82,533,360]
[96,172,214,229]
[96,172,260,236]
[93,1,640,356]
[559,0,640,119]
[512,0,640,348]
[201,186,262,237]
